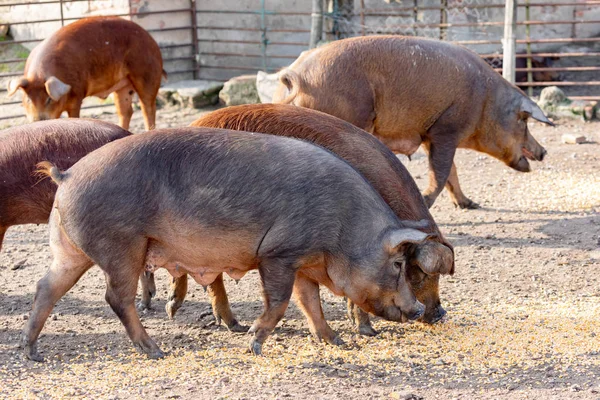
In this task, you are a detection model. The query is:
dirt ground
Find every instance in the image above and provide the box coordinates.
[0,107,599,400]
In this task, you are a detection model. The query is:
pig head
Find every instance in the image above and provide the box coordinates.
[465,86,550,173]
[7,75,72,122]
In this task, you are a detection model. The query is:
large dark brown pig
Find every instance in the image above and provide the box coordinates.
[6,17,164,130]
[0,119,131,251]
[484,54,562,85]
[273,35,553,209]
[141,104,454,336]
[24,128,447,361]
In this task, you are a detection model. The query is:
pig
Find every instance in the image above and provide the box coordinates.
[273,35,553,209]
[139,104,454,336]
[6,16,165,131]
[24,127,447,361]
[0,119,131,252]
[483,54,562,85]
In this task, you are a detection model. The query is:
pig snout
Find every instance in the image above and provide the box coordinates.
[421,304,447,324]
[522,144,547,162]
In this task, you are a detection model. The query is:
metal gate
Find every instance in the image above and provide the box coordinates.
[1,0,599,122]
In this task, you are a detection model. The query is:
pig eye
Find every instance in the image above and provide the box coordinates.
[393,260,404,272]
[45,97,53,105]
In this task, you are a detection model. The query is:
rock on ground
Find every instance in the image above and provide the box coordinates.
[219,75,260,106]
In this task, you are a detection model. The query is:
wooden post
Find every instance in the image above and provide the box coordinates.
[525,0,533,96]
[309,0,323,49]
[502,0,517,83]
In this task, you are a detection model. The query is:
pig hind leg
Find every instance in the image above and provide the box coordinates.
[445,162,480,209]
[129,77,157,131]
[346,299,378,336]
[113,84,135,130]
[21,234,93,361]
[137,271,156,311]
[294,273,344,345]
[103,253,164,359]
[248,258,297,355]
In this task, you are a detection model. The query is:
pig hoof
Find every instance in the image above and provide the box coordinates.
[331,335,345,346]
[357,324,378,337]
[249,340,263,356]
[24,345,44,362]
[146,349,165,360]
[227,320,249,333]
[165,301,180,320]
[456,199,480,209]
[136,300,152,312]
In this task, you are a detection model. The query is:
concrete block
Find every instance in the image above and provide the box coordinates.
[561,134,586,144]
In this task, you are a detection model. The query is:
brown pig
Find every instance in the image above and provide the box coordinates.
[273,35,553,209]
[140,104,454,336]
[25,128,442,361]
[6,16,164,130]
[0,119,131,252]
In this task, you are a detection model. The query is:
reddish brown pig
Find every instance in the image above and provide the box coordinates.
[143,104,454,336]
[24,128,441,360]
[6,17,164,130]
[0,119,131,252]
[273,36,553,209]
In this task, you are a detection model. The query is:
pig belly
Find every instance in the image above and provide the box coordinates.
[377,134,422,156]
[91,78,131,99]
[144,238,254,286]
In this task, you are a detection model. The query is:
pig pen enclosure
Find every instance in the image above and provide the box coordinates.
[0,0,599,399]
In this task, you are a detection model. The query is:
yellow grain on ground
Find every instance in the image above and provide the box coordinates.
[2,297,599,399]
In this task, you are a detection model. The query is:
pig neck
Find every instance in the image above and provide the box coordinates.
[471,78,520,151]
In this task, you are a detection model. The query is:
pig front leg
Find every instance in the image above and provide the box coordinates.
[346,299,378,336]
[421,140,456,208]
[444,162,480,209]
[165,274,187,319]
[207,274,247,332]
[248,258,297,355]
[66,100,82,118]
[138,271,156,311]
[294,274,344,345]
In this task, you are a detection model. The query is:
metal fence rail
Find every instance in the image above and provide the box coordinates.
[0,0,199,120]
[330,0,600,100]
[0,0,598,121]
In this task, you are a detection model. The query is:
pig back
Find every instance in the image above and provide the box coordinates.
[284,36,504,137]
[24,17,161,89]
[0,119,130,226]
[192,104,434,227]
[55,127,398,255]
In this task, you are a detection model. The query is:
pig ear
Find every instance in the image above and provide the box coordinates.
[45,76,71,101]
[386,228,431,251]
[412,242,455,276]
[521,97,554,126]
[7,77,29,97]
